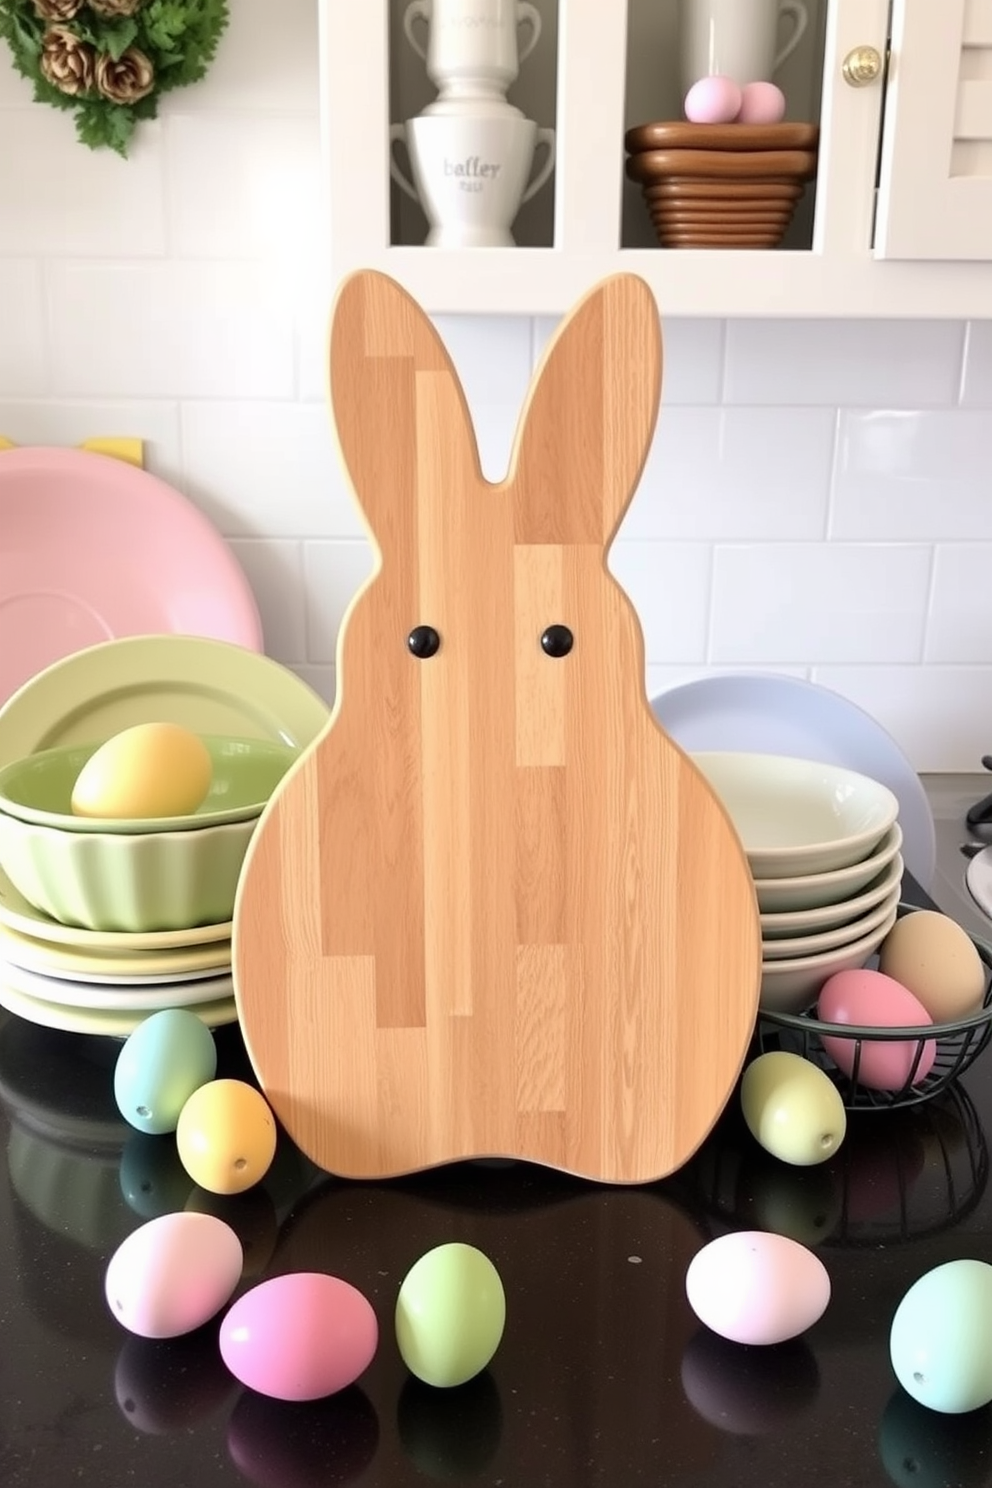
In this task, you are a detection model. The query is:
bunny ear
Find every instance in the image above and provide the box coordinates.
[509,274,662,545]
[329,271,482,544]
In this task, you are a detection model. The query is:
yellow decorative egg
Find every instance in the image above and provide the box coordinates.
[71,723,212,820]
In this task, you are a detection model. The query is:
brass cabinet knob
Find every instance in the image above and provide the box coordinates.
[842,45,883,86]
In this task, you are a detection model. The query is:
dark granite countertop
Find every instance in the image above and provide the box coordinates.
[3,872,992,1488]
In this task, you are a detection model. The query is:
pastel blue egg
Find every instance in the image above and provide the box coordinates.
[114,1010,217,1135]
[890,1260,992,1414]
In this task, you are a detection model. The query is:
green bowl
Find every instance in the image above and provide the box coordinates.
[0,736,296,834]
[0,811,258,933]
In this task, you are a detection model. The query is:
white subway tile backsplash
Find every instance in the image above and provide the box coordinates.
[433,315,533,482]
[609,542,711,663]
[225,539,307,664]
[181,400,362,539]
[0,111,165,257]
[303,540,376,664]
[0,399,182,487]
[830,410,991,540]
[961,322,992,406]
[157,0,319,114]
[812,666,992,772]
[622,406,833,541]
[165,113,321,262]
[710,544,932,665]
[534,315,724,405]
[46,262,295,399]
[724,320,965,407]
[925,546,992,664]
[0,54,32,107]
[0,261,46,396]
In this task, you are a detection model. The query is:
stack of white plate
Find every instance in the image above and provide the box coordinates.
[692,752,904,1014]
[0,869,236,1036]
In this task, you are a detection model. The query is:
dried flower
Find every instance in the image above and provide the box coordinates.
[32,0,84,19]
[39,23,94,94]
[88,0,143,15]
[94,44,153,103]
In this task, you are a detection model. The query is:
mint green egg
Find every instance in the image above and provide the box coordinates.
[890,1260,992,1414]
[395,1243,505,1389]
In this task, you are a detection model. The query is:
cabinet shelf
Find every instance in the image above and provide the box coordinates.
[320,0,992,318]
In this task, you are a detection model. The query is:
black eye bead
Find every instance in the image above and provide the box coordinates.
[408,625,441,659]
[541,625,574,658]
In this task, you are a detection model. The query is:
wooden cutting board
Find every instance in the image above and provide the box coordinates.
[233,269,761,1184]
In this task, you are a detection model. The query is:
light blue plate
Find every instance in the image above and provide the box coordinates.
[651,672,936,890]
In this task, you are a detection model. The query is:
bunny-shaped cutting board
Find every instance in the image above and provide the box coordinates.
[233,270,761,1184]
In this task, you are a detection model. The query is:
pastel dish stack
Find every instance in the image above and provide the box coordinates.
[691,752,904,1014]
[0,635,331,1038]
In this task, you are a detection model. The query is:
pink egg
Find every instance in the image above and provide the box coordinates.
[684,75,743,124]
[737,81,786,125]
[219,1272,378,1401]
[817,969,937,1091]
[686,1231,830,1345]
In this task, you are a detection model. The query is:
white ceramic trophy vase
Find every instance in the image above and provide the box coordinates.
[402,0,542,101]
[389,95,555,248]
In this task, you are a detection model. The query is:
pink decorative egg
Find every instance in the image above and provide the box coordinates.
[686,1231,830,1345]
[817,969,937,1091]
[737,81,787,124]
[219,1272,378,1401]
[105,1211,243,1339]
[684,75,743,124]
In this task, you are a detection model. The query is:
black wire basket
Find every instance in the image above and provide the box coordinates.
[755,903,992,1111]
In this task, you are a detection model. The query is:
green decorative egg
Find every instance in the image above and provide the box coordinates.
[395,1243,505,1389]
[741,1051,847,1167]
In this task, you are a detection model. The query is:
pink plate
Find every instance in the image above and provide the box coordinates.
[0,447,262,705]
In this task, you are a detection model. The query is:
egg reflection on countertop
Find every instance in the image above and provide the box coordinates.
[878,1384,992,1488]
[681,1329,821,1435]
[879,911,987,1023]
[71,721,213,819]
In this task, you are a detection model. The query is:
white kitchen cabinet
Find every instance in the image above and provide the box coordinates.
[875,0,992,260]
[318,0,992,316]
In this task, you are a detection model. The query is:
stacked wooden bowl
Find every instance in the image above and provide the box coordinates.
[625,121,819,249]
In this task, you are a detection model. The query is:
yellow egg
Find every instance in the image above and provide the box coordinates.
[176,1080,277,1196]
[879,911,986,1024]
[71,723,212,820]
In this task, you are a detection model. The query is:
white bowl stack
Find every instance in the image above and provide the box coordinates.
[692,752,903,1014]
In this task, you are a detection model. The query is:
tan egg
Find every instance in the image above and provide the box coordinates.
[71,722,212,820]
[878,910,986,1024]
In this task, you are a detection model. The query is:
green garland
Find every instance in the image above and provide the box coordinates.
[0,0,229,156]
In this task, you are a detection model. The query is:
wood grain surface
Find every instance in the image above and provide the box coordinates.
[626,149,818,182]
[232,270,761,1184]
[643,180,804,200]
[625,120,820,154]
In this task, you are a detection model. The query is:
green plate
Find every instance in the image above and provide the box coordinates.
[0,735,296,833]
[0,635,331,768]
